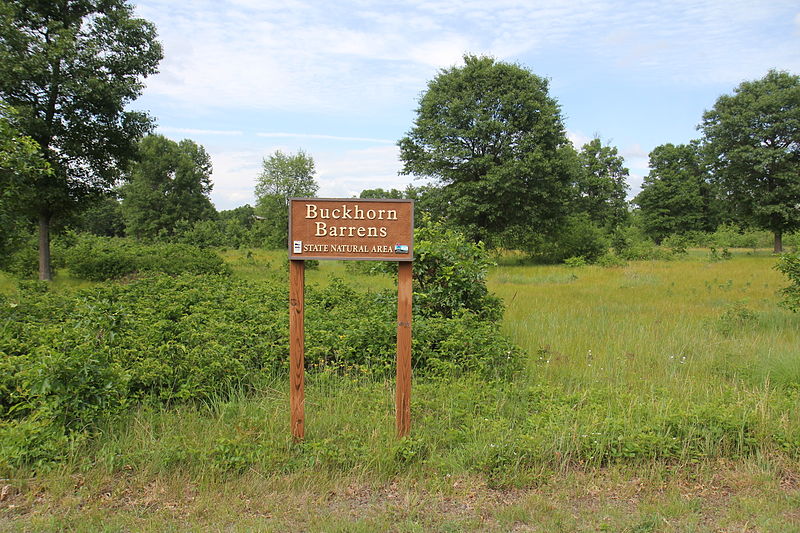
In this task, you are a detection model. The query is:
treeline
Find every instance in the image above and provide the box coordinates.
[393,57,800,262]
[1,1,799,280]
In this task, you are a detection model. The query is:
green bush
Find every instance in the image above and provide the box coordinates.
[532,213,610,264]
[386,217,504,321]
[708,223,771,249]
[0,232,69,279]
[611,225,670,261]
[64,235,229,280]
[0,273,521,467]
[776,251,800,312]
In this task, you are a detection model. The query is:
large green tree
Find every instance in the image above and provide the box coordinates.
[0,102,50,262]
[254,149,318,248]
[700,69,800,253]
[0,0,162,279]
[398,55,576,247]
[120,134,215,240]
[574,138,630,230]
[634,142,718,242]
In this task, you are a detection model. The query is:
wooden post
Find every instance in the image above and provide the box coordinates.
[396,261,412,437]
[289,260,305,441]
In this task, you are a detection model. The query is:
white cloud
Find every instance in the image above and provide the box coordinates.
[206,150,262,209]
[315,145,409,198]
[158,127,243,136]
[567,130,593,149]
[205,143,409,209]
[257,132,394,143]
[134,0,800,117]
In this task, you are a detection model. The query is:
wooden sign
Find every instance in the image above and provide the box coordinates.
[289,198,413,261]
[288,198,414,441]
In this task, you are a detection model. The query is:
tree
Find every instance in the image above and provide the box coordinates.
[0,102,51,263]
[71,194,125,237]
[574,138,629,230]
[0,0,162,279]
[254,149,318,248]
[699,70,800,253]
[120,135,215,240]
[398,55,576,247]
[635,142,718,242]
[359,187,404,199]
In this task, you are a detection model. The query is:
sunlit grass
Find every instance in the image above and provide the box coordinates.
[488,252,797,398]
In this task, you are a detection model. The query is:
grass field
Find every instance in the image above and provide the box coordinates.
[2,250,800,531]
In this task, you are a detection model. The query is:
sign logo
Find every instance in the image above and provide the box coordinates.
[293,241,303,254]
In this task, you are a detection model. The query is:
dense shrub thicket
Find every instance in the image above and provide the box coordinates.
[0,234,231,280]
[0,273,521,468]
[64,234,231,280]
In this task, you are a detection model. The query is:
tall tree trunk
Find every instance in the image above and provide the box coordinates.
[38,212,52,281]
[774,230,783,254]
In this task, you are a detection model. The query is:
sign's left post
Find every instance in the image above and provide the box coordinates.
[289,259,305,441]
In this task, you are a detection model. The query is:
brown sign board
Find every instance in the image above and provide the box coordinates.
[289,198,414,261]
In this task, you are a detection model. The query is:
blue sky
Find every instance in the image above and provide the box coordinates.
[131,0,800,211]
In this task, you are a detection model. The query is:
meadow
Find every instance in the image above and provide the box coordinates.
[1,249,799,532]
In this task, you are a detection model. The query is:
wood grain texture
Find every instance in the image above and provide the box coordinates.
[289,260,305,441]
[396,261,413,437]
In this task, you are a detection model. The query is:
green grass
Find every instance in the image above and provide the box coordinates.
[2,249,800,531]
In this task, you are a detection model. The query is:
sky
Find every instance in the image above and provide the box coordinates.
[130,0,800,211]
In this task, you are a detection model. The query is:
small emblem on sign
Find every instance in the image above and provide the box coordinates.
[293,241,303,254]
[394,244,409,254]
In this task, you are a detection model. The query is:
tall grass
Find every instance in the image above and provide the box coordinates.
[489,253,798,396]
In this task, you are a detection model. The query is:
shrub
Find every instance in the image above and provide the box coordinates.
[611,225,670,261]
[532,213,610,264]
[709,223,771,249]
[64,235,229,280]
[661,233,690,255]
[380,217,503,321]
[0,273,522,467]
[776,251,800,312]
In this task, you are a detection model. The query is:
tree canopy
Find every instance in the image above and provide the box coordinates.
[0,0,162,278]
[699,69,800,252]
[635,142,718,242]
[120,134,215,241]
[574,138,629,230]
[254,149,318,248]
[398,55,576,247]
[0,102,51,261]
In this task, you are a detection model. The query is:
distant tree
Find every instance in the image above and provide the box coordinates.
[400,183,447,227]
[0,0,162,279]
[71,194,125,237]
[699,69,800,253]
[359,187,404,199]
[254,149,318,248]
[635,142,718,242]
[120,135,215,240]
[398,55,576,247]
[219,204,258,229]
[218,204,272,248]
[574,138,629,230]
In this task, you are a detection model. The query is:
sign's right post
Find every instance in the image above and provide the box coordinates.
[396,261,412,437]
